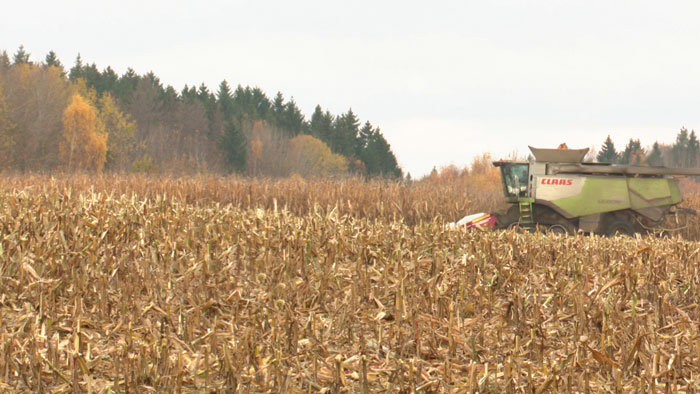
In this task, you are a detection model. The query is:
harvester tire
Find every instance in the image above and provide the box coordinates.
[605,219,635,237]
[546,223,572,235]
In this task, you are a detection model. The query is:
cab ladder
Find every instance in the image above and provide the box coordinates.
[518,198,535,229]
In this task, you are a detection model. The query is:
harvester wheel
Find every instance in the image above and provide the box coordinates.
[605,219,635,237]
[547,223,571,235]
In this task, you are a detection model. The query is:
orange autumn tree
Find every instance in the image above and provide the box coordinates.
[60,94,107,172]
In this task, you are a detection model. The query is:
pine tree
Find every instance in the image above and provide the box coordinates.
[80,63,102,91]
[181,84,198,101]
[44,51,64,72]
[69,54,84,81]
[220,121,248,173]
[217,80,234,119]
[361,128,402,178]
[12,45,30,65]
[371,131,402,178]
[161,85,179,112]
[196,82,217,128]
[687,130,699,167]
[114,68,139,104]
[646,142,663,167]
[272,92,285,120]
[332,108,360,157]
[98,66,119,94]
[310,105,333,142]
[672,127,690,167]
[357,121,374,157]
[282,98,305,137]
[596,135,618,163]
[620,138,643,164]
[251,87,271,120]
[197,83,211,101]
[232,85,270,122]
[0,51,9,74]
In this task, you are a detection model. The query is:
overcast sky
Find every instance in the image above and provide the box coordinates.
[4,0,700,176]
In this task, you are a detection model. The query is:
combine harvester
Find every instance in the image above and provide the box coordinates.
[456,145,699,235]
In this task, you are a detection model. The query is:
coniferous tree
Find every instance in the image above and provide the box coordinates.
[220,121,248,173]
[97,66,119,94]
[310,105,333,142]
[281,98,306,137]
[0,51,10,71]
[372,131,402,178]
[272,92,285,121]
[646,142,663,167]
[232,85,254,122]
[181,84,198,101]
[217,80,234,119]
[12,45,30,65]
[620,138,643,164]
[196,82,217,128]
[596,135,618,163]
[197,83,211,101]
[250,87,271,120]
[69,54,84,81]
[357,121,374,156]
[113,68,139,104]
[361,128,401,178]
[332,108,360,157]
[235,87,273,121]
[81,63,101,91]
[44,51,64,73]
[161,86,179,112]
[671,127,690,167]
[687,130,699,167]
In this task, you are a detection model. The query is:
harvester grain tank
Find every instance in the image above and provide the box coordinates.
[460,146,699,235]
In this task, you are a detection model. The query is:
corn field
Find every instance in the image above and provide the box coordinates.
[2,175,700,392]
[0,174,505,226]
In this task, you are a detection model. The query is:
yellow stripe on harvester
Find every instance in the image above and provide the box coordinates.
[472,214,489,223]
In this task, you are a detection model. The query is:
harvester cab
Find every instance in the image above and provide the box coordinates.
[454,145,698,236]
[498,161,530,199]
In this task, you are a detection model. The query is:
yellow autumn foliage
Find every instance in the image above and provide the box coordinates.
[59,94,107,172]
[99,93,136,171]
[286,134,348,177]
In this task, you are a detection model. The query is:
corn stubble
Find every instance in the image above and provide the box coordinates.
[1,176,700,392]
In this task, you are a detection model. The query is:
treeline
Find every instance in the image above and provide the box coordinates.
[596,128,700,168]
[0,46,402,177]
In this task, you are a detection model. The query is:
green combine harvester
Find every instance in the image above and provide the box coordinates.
[458,146,698,235]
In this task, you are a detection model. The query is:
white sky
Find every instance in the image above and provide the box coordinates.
[4,0,700,177]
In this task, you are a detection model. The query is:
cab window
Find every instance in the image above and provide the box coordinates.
[502,163,529,198]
